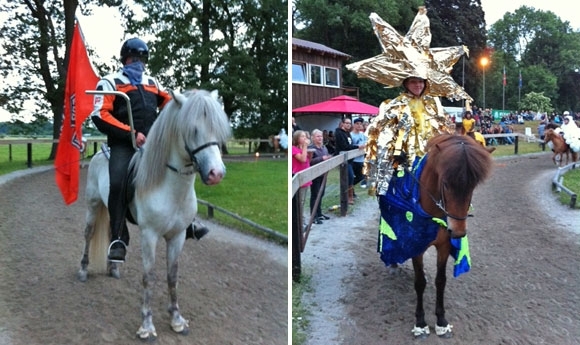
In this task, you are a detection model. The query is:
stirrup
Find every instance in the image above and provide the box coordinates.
[107,239,127,263]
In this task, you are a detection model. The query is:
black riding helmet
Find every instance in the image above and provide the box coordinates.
[120,38,149,64]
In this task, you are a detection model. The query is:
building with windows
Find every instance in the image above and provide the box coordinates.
[291,38,352,109]
[292,38,360,132]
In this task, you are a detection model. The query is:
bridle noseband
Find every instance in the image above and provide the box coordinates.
[404,162,472,224]
[166,140,220,175]
[429,182,472,221]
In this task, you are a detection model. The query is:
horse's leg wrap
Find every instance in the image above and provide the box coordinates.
[411,325,430,338]
[435,324,453,337]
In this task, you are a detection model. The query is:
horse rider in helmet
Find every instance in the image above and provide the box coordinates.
[90,38,207,263]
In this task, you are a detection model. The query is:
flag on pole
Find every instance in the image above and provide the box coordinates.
[518,70,522,89]
[55,21,100,205]
[502,66,507,86]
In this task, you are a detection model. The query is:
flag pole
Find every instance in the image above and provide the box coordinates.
[462,55,465,109]
[502,66,506,112]
[518,70,521,106]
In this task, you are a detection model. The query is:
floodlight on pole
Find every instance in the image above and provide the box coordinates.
[480,57,489,111]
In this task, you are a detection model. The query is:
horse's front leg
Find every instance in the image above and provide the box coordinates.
[434,241,453,338]
[166,233,189,335]
[136,233,158,341]
[411,254,430,339]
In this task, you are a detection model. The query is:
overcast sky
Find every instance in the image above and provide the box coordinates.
[481,0,580,29]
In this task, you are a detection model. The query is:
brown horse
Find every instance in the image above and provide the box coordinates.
[378,134,492,339]
[544,128,578,166]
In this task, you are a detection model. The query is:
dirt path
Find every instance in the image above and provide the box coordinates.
[301,152,580,345]
[0,167,287,345]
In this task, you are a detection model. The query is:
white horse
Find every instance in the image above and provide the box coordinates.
[77,89,232,340]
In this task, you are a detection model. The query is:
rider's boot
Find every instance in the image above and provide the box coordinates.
[186,221,210,240]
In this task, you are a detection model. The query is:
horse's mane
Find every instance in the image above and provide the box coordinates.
[131,89,231,191]
[426,134,492,200]
[544,128,561,140]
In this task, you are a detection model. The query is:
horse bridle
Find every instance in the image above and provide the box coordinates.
[429,182,472,221]
[404,163,472,222]
[166,141,220,175]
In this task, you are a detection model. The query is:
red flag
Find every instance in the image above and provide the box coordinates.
[502,66,507,86]
[55,21,99,205]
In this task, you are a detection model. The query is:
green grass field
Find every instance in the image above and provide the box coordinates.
[0,139,288,237]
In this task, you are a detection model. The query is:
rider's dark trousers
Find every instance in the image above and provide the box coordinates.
[108,144,134,246]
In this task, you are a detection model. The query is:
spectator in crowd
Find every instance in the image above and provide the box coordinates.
[292,130,312,185]
[292,116,302,133]
[538,121,546,151]
[309,129,332,224]
[462,111,475,133]
[334,118,364,204]
[326,131,336,155]
[350,117,368,188]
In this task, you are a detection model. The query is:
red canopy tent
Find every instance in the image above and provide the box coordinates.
[292,95,379,115]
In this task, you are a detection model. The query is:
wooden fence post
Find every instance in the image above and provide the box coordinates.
[27,143,32,168]
[339,161,348,216]
[292,188,303,282]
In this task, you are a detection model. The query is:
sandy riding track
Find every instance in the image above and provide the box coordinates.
[302,152,580,345]
[0,167,287,345]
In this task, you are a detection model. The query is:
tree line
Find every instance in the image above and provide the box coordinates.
[293,0,580,114]
[0,0,287,158]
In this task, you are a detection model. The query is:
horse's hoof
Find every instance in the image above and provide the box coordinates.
[171,318,190,335]
[109,266,120,279]
[387,264,401,275]
[136,327,157,342]
[77,269,88,282]
[411,325,430,339]
[435,324,453,338]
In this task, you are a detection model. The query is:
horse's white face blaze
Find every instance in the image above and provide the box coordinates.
[193,144,225,185]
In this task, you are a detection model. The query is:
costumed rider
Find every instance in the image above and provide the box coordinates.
[346,7,475,285]
[346,6,473,196]
[560,112,580,152]
[90,38,207,264]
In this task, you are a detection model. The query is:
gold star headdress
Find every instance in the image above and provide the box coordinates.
[346,7,472,102]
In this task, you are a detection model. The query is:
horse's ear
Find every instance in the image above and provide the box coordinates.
[170,90,186,107]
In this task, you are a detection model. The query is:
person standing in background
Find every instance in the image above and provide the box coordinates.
[309,129,331,224]
[350,117,368,188]
[334,118,364,204]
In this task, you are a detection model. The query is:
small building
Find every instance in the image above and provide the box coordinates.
[292,38,354,132]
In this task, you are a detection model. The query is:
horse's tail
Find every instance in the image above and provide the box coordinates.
[85,152,110,274]
[88,203,110,274]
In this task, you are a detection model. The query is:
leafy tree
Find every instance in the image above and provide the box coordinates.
[426,0,486,108]
[519,91,553,113]
[1,0,286,159]
[293,0,423,106]
[293,0,487,107]
[488,6,580,112]
[115,0,288,142]
[0,0,82,158]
